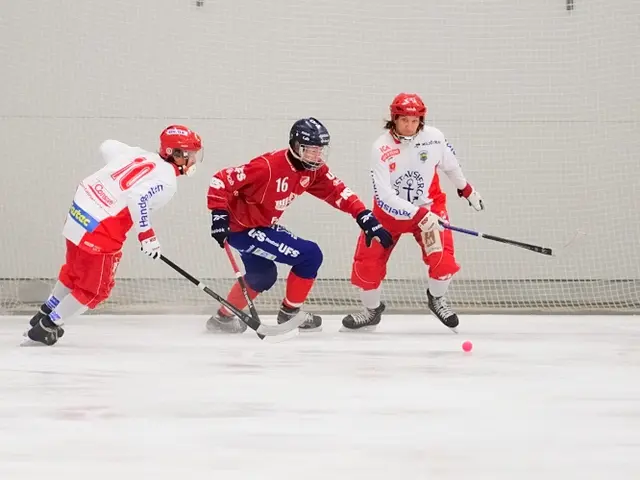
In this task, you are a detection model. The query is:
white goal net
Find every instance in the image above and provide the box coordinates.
[1,0,638,315]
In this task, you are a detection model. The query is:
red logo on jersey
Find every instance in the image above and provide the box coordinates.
[379,145,391,153]
[381,148,400,163]
[389,162,396,172]
[87,181,115,208]
[300,176,310,188]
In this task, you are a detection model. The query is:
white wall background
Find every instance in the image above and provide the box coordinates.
[0,1,638,308]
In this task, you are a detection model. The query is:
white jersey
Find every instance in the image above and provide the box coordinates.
[62,140,178,253]
[371,127,468,221]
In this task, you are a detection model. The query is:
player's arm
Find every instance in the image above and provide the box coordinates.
[370,146,443,232]
[306,165,367,218]
[99,140,131,164]
[307,165,393,248]
[126,176,176,259]
[207,158,269,247]
[439,140,484,211]
[206,160,265,210]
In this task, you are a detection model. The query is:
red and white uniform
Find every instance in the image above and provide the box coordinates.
[207,149,366,228]
[59,140,179,307]
[351,127,469,290]
[64,140,178,252]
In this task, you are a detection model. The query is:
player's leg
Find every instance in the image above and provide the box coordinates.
[28,281,72,328]
[273,227,323,331]
[341,231,398,331]
[23,239,79,345]
[27,240,77,337]
[227,225,323,331]
[415,206,460,329]
[23,245,123,346]
[206,254,277,334]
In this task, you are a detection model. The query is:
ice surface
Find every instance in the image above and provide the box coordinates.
[1,314,638,479]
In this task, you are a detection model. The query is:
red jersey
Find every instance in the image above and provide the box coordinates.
[207,149,366,231]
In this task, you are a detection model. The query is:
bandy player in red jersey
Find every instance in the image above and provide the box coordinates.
[23,125,203,346]
[206,117,393,333]
[342,93,484,332]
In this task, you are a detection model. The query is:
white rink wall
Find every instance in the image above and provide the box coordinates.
[1,1,638,313]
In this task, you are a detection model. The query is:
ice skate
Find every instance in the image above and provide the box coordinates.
[28,304,64,338]
[206,310,248,334]
[427,289,459,332]
[277,303,322,332]
[21,316,62,346]
[340,302,386,332]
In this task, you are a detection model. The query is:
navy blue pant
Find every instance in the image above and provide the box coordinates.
[227,225,323,293]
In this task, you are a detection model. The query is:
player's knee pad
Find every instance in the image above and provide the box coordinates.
[244,263,278,292]
[350,259,386,290]
[427,251,460,280]
[58,266,75,291]
[71,288,107,309]
[291,241,323,279]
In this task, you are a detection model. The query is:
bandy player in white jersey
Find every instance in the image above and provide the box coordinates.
[342,93,484,331]
[23,125,203,346]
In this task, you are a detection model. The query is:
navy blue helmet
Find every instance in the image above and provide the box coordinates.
[288,117,330,170]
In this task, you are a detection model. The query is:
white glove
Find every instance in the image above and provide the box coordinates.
[466,190,484,211]
[415,208,445,232]
[458,184,484,212]
[140,232,161,260]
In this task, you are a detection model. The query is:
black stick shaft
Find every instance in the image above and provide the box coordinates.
[159,255,261,331]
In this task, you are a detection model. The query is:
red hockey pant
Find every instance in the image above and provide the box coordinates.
[350,204,460,290]
[58,240,122,308]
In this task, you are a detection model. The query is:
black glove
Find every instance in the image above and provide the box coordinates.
[356,210,393,248]
[211,209,230,248]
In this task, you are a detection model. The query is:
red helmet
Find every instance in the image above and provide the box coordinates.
[159,125,203,176]
[159,125,202,157]
[389,93,427,118]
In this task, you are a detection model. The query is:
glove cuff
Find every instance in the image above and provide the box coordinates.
[356,209,373,227]
[457,183,473,198]
[138,229,156,242]
[413,207,430,224]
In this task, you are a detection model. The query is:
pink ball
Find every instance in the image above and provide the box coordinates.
[462,340,473,352]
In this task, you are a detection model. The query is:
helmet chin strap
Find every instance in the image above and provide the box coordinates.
[166,149,197,176]
[391,119,424,144]
[175,163,196,176]
[391,129,418,144]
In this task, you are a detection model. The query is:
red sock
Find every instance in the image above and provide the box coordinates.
[283,272,315,308]
[219,281,259,316]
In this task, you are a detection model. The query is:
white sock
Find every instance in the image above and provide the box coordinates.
[49,295,88,325]
[45,281,72,311]
[428,278,451,298]
[360,288,381,310]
